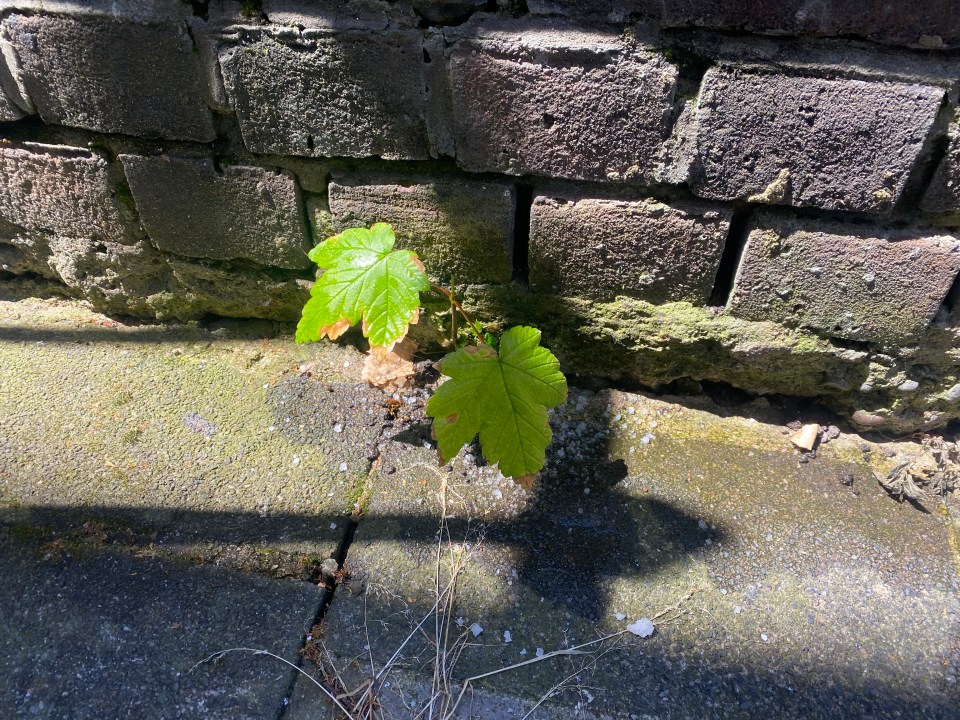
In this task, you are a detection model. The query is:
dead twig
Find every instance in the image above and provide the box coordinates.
[189,647,356,718]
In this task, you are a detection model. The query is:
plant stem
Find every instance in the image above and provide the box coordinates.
[430,282,484,343]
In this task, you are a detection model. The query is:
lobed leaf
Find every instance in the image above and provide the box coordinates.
[426,326,567,482]
[296,223,430,348]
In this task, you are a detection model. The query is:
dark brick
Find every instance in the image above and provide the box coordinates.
[446,20,678,182]
[120,155,310,269]
[528,0,960,48]
[530,191,732,303]
[4,14,214,142]
[727,215,960,344]
[0,83,24,120]
[922,130,960,225]
[675,68,944,213]
[0,142,132,244]
[220,29,431,160]
[328,174,515,284]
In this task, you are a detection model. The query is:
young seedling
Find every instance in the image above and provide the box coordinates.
[296,223,567,488]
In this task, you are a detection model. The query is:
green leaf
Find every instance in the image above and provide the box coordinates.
[296,223,430,347]
[426,326,567,481]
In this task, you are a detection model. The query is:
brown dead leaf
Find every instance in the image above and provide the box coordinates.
[319,318,351,341]
[362,337,417,390]
[513,474,537,491]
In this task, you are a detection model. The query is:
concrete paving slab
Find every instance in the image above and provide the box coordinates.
[3,288,960,719]
[0,525,321,719]
[0,289,381,571]
[288,388,960,719]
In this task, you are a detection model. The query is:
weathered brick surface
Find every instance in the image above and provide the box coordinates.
[3,14,214,142]
[119,155,310,269]
[1,231,309,321]
[676,68,944,213]
[257,0,409,29]
[529,191,731,303]
[922,130,960,225]
[528,0,960,48]
[328,174,515,284]
[727,215,960,344]
[0,1,190,23]
[0,142,132,243]
[220,30,430,160]
[0,88,22,120]
[446,21,678,182]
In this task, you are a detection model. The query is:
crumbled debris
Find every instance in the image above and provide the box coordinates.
[875,436,960,501]
[626,618,655,637]
[790,423,819,451]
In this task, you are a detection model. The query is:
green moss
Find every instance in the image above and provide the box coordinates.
[9,523,46,544]
[121,428,142,446]
[453,285,868,404]
[344,472,371,514]
[241,0,263,18]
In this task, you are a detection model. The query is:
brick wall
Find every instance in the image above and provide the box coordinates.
[3,0,960,433]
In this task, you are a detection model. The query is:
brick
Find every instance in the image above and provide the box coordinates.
[254,0,481,30]
[0,142,132,243]
[119,155,311,270]
[727,215,960,344]
[0,87,22,120]
[446,20,678,182]
[219,29,430,160]
[528,1,960,48]
[4,14,213,142]
[328,174,515,284]
[677,68,944,213]
[529,192,731,303]
[922,130,960,225]
[258,0,407,29]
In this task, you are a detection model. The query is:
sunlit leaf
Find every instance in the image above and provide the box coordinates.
[426,326,567,481]
[296,223,430,348]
